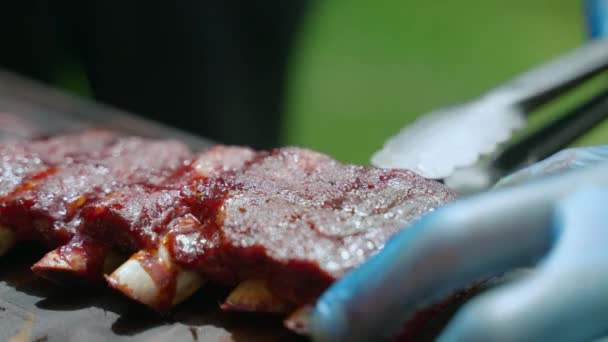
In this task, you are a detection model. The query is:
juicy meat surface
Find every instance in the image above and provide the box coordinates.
[0,136,191,245]
[1,135,455,307]
[0,131,117,199]
[80,145,256,252]
[168,147,457,303]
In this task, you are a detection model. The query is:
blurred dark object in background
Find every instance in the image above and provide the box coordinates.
[0,1,309,149]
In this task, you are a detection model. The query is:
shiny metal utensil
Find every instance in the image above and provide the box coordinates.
[372,39,608,181]
[445,88,608,194]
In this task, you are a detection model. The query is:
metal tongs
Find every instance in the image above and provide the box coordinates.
[372,38,608,195]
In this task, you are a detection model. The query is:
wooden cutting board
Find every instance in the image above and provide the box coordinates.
[0,246,300,342]
[0,69,518,341]
[0,69,298,342]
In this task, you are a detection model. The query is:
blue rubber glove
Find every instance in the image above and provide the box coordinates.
[311,146,608,341]
[586,0,608,39]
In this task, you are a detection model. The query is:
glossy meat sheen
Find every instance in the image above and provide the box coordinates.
[0,137,191,245]
[82,186,190,251]
[169,147,457,304]
[2,138,455,309]
[80,145,256,252]
[0,131,117,199]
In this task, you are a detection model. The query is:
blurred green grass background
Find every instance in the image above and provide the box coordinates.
[52,1,608,164]
[284,0,608,165]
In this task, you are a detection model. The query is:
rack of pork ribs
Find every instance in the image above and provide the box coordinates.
[0,129,459,336]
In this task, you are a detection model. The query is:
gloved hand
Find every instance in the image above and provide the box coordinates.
[586,0,608,38]
[311,146,608,341]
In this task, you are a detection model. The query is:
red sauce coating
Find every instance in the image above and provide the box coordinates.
[168,147,456,304]
[40,235,110,283]
[134,250,178,311]
[81,186,191,251]
[2,137,456,309]
[0,131,117,200]
[79,146,256,284]
[0,136,191,247]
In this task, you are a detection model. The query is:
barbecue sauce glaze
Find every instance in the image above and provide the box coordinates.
[2,136,456,308]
